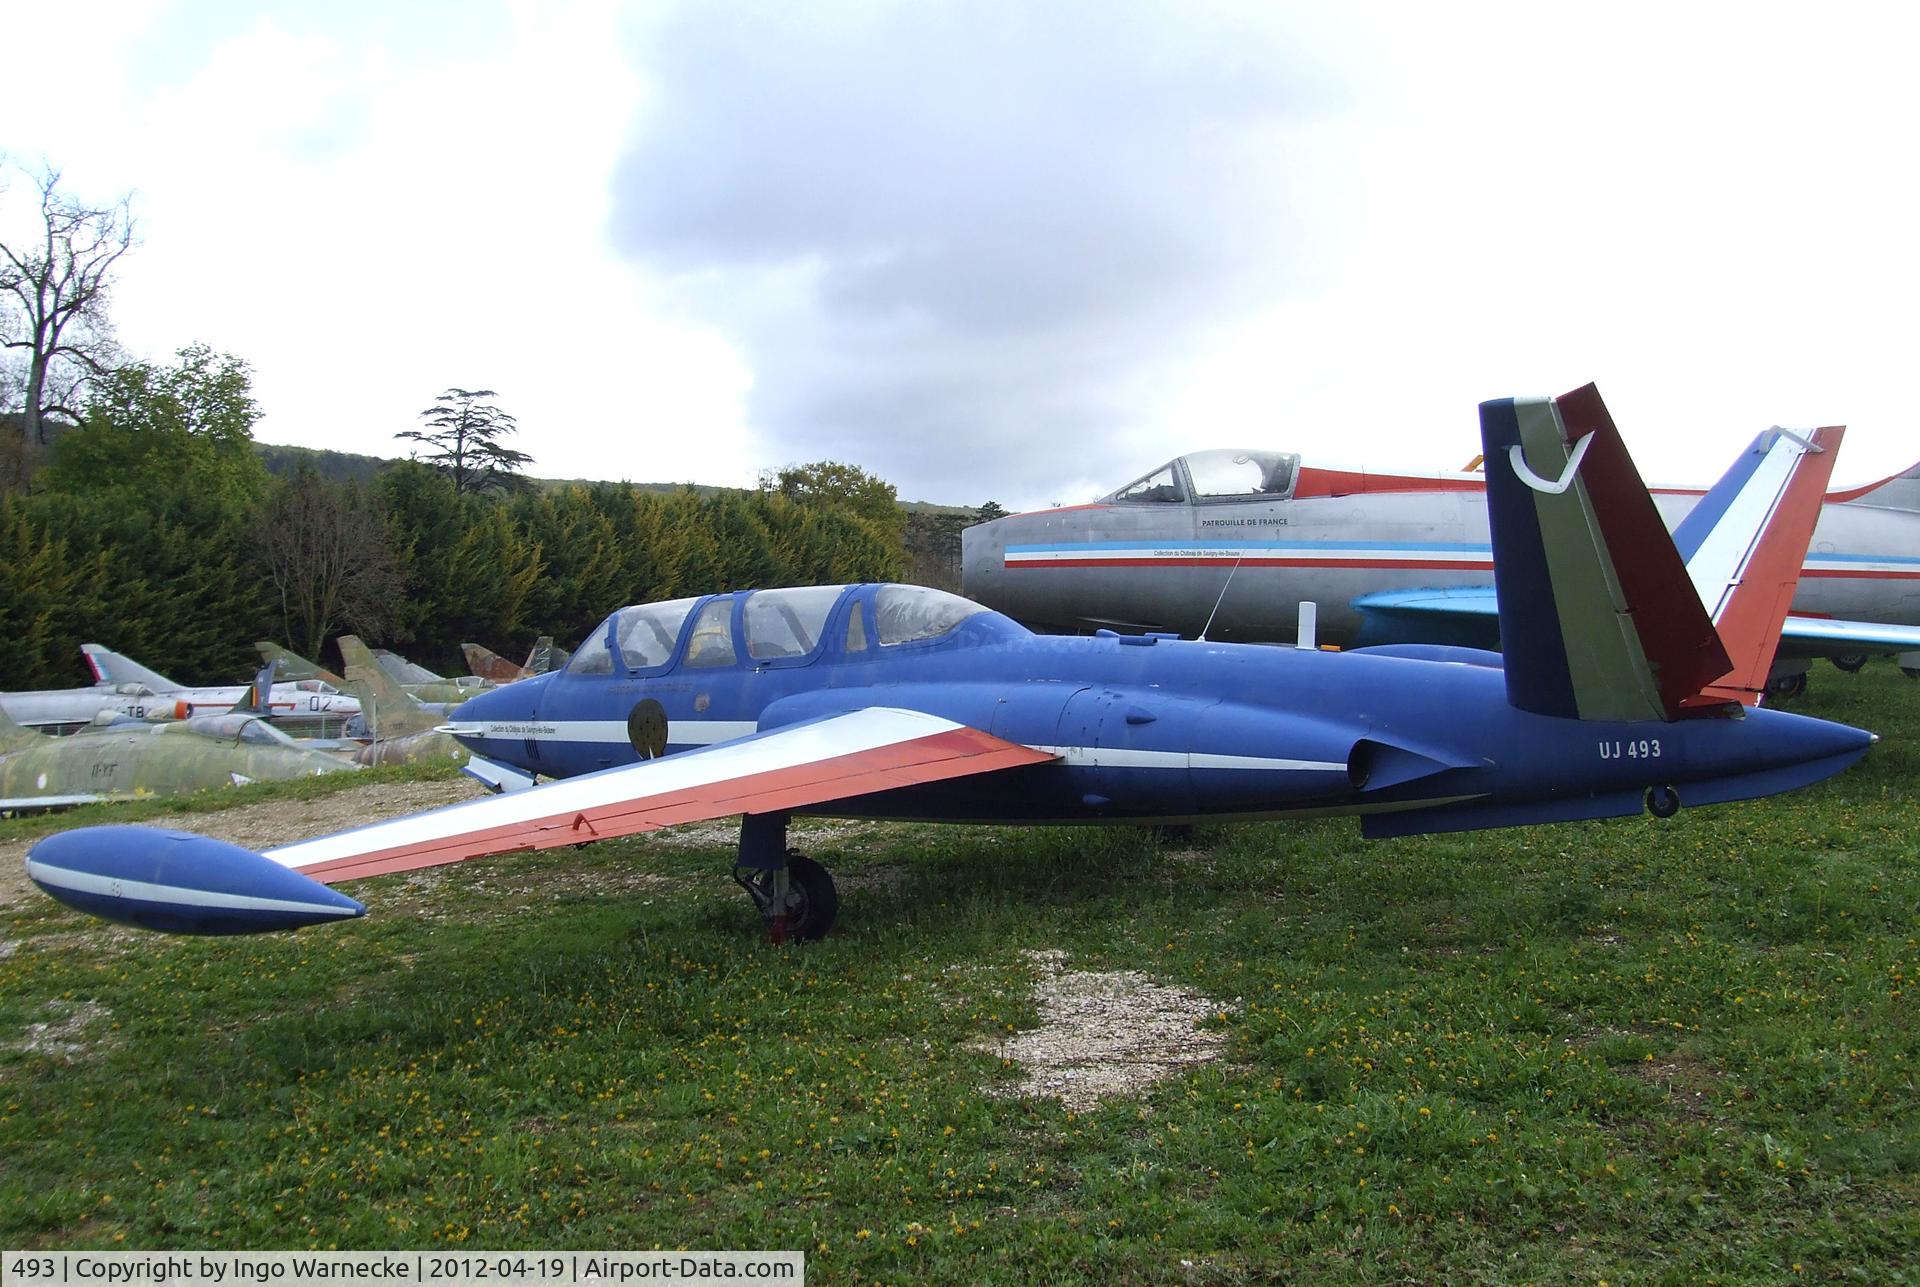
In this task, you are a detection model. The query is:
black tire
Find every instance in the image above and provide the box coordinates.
[1646,785,1681,819]
[1832,654,1869,674]
[784,852,839,942]
[1767,671,1809,700]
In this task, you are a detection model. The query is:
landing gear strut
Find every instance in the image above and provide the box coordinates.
[731,813,839,942]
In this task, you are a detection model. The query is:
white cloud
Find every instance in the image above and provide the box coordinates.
[7,0,757,488]
[6,1,1916,512]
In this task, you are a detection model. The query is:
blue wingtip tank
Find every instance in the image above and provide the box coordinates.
[25,826,364,934]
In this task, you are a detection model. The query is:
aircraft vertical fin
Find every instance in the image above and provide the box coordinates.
[227,660,277,715]
[530,638,569,675]
[1680,425,1844,705]
[80,645,180,693]
[1482,385,1730,722]
[340,635,442,739]
[256,641,346,687]
[0,703,45,753]
[462,642,527,683]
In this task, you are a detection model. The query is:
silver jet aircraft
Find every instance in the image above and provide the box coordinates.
[80,644,362,730]
[0,677,183,734]
[963,441,1920,692]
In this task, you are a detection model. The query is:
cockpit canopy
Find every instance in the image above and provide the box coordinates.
[567,584,992,676]
[169,713,304,747]
[1105,449,1300,505]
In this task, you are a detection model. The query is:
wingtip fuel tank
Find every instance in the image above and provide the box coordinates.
[26,826,364,935]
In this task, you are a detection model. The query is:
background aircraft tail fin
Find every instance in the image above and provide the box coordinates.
[80,644,180,693]
[374,649,442,686]
[526,637,569,675]
[1675,425,1843,705]
[1829,459,1920,511]
[339,635,441,739]
[0,703,43,753]
[256,641,345,687]
[227,659,277,716]
[1481,384,1730,722]
[461,642,527,683]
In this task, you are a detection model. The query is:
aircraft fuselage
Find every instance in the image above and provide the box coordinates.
[452,589,1870,838]
[962,489,1920,646]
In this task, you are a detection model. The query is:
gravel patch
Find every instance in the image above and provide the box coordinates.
[10,999,113,1062]
[976,948,1230,1111]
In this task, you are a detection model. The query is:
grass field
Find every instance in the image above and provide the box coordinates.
[3,666,1917,1282]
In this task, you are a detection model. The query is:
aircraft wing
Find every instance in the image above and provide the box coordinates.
[1774,615,1920,657]
[26,708,1056,933]
[1351,587,1502,649]
[1,793,105,813]
[1353,587,1920,663]
[274,707,1053,882]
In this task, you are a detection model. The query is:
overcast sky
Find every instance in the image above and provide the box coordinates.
[4,1,1916,511]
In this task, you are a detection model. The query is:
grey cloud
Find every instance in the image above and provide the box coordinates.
[611,1,1362,505]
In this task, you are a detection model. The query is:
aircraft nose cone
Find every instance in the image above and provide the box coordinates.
[451,672,548,726]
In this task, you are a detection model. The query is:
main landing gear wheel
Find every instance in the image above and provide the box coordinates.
[734,851,839,943]
[1645,785,1681,819]
[1767,671,1809,701]
[1832,653,1869,674]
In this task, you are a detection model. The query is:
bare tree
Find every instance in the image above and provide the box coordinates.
[395,387,534,494]
[0,163,136,445]
[254,470,408,661]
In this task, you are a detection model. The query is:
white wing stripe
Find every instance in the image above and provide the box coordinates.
[1031,746,1345,772]
[25,858,360,917]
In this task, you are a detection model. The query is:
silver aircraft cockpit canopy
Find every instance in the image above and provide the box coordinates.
[1103,450,1301,505]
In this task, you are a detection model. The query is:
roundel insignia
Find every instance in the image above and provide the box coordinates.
[627,698,669,760]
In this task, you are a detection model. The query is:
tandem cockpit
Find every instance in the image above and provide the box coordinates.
[448,585,1026,779]
[564,583,1018,679]
[1104,449,1301,506]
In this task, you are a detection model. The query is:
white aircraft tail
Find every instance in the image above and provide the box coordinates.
[81,644,180,693]
[1670,426,1843,706]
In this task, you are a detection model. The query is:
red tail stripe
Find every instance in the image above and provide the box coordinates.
[1697,426,1844,703]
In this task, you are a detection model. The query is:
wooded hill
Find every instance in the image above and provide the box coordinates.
[3,357,994,691]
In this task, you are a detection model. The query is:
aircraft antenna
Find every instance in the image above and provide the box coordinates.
[1197,555,1245,643]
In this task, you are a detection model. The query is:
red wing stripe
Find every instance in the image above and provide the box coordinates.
[1802,568,1920,579]
[291,724,1051,883]
[1010,558,1494,571]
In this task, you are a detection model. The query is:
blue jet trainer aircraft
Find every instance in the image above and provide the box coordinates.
[27,385,1877,944]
